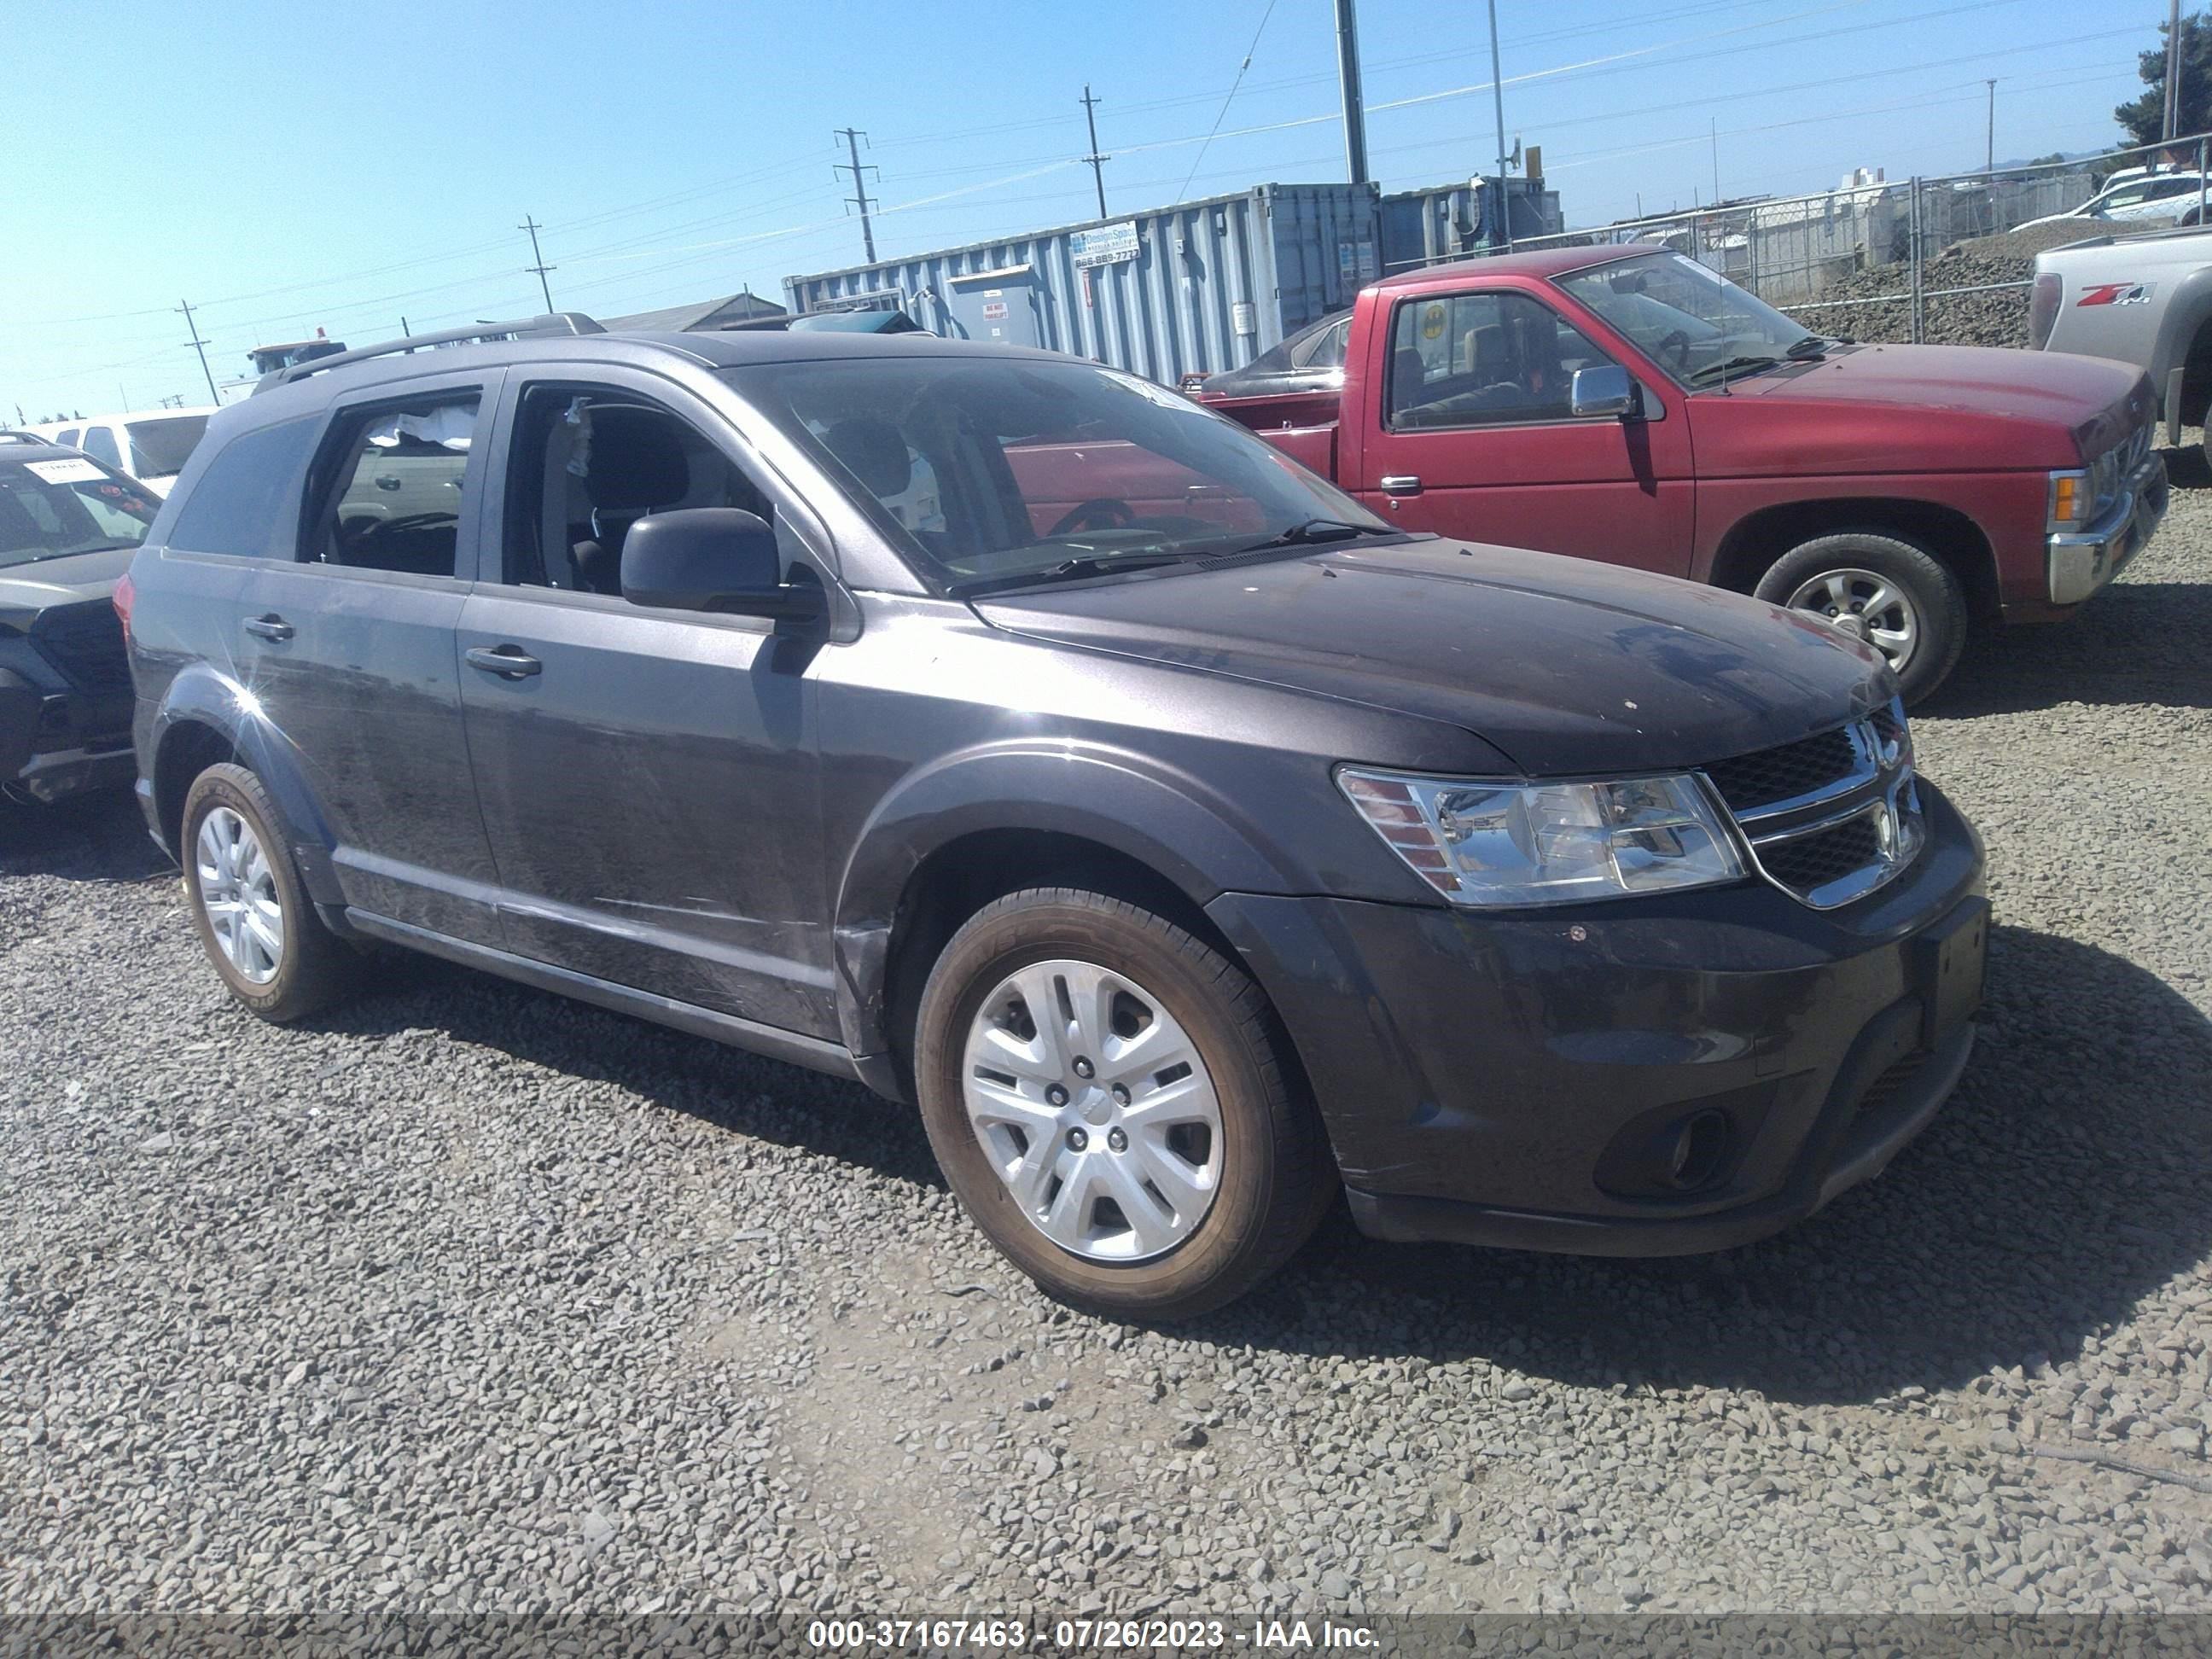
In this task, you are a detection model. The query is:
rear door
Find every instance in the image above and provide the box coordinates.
[1355,285,1695,575]
[452,369,837,1039]
[230,369,505,943]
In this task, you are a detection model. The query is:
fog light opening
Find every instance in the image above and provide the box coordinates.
[1667,1109,1732,1191]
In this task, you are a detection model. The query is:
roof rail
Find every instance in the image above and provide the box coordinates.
[250,312,606,395]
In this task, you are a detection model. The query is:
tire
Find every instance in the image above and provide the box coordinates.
[179,762,353,1023]
[1753,530,1968,705]
[912,887,1333,1322]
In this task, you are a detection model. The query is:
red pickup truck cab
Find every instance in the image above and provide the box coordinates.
[1198,247,2167,701]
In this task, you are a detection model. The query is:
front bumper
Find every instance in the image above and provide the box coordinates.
[1206,783,1987,1256]
[2047,452,2167,606]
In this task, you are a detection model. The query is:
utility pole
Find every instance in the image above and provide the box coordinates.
[835,127,880,265]
[2166,0,2184,144]
[177,299,219,405]
[520,217,556,312]
[1710,117,1720,205]
[1080,85,1110,218]
[1487,0,1511,250]
[1334,0,1370,186]
[1986,79,1997,172]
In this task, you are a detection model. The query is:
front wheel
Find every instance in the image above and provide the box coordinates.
[912,888,1333,1321]
[1754,530,1967,704]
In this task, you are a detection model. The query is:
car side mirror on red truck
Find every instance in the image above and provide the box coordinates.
[1570,364,1638,420]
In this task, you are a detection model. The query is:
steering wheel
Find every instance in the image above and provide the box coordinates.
[1049,498,1138,537]
[1655,329,1693,372]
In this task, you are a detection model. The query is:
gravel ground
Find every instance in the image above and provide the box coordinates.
[4,465,2212,1621]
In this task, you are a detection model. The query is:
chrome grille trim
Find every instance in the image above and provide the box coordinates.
[1698,697,1924,911]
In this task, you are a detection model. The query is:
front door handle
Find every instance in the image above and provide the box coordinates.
[242,614,294,641]
[465,644,543,679]
[1379,474,1423,496]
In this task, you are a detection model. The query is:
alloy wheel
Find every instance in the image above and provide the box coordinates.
[195,806,285,985]
[961,958,1224,1263]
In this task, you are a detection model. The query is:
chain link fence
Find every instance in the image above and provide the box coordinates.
[1424,134,2211,347]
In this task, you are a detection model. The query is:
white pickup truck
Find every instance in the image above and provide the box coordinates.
[2034,225,2212,461]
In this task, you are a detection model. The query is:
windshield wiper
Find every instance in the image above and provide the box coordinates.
[1231,517,1388,553]
[949,550,1196,597]
[1687,354,1784,387]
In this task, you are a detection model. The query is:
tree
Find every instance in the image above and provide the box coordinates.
[2117,10,2212,147]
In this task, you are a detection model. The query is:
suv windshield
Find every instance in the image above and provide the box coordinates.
[1557,252,1819,387]
[0,456,160,568]
[125,413,209,479]
[736,356,1395,591]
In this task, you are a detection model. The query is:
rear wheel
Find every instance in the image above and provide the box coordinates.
[913,888,1332,1321]
[180,763,352,1022]
[1755,530,1967,704]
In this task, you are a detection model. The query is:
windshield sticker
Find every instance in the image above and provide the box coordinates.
[24,457,103,484]
[1100,369,1200,411]
[2078,282,2154,306]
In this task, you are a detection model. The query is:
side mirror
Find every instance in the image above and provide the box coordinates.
[1570,364,1637,420]
[620,508,825,626]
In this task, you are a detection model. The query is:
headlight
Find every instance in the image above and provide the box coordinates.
[1338,767,1746,907]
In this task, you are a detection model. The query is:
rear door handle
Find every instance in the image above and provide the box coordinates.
[465,644,543,679]
[1379,474,1423,496]
[242,614,293,641]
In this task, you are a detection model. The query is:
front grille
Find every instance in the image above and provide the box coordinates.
[1698,697,1921,910]
[1856,1049,1934,1121]
[29,600,131,696]
[1758,812,1882,893]
[1702,726,1857,814]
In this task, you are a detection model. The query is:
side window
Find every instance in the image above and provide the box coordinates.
[308,395,479,576]
[1387,292,1615,430]
[499,386,787,594]
[166,416,321,558]
[55,428,79,449]
[80,425,123,469]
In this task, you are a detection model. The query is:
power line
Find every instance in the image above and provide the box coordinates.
[1180,0,1282,200]
[835,128,881,263]
[520,217,556,311]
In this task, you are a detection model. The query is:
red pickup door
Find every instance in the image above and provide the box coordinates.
[1198,247,2165,701]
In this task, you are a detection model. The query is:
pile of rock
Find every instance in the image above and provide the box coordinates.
[1774,218,2176,349]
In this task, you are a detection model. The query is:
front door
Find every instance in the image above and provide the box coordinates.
[1357,287,1695,576]
[455,372,836,1039]
[232,373,504,943]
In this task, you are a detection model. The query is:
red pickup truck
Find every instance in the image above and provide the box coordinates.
[1197,247,2167,701]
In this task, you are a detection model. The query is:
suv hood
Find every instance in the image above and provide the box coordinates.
[1703,343,2148,472]
[0,546,133,620]
[975,539,1889,777]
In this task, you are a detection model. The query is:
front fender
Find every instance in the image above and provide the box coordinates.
[147,662,343,904]
[829,738,1319,1060]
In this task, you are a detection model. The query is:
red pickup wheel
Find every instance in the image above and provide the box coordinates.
[1755,531,1966,705]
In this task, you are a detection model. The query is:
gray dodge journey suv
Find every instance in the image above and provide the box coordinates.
[123,314,1988,1319]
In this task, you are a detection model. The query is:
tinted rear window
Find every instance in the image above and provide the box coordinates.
[166,416,320,559]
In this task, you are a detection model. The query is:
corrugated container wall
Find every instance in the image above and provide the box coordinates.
[784,183,1381,385]
[1377,178,1567,274]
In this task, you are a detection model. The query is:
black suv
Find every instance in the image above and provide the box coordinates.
[0,431,161,806]
[125,314,1988,1318]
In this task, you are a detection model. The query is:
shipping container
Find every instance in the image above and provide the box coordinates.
[783,183,1382,385]
[1377,177,1566,274]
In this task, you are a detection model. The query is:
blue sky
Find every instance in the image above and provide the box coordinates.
[0,0,2157,417]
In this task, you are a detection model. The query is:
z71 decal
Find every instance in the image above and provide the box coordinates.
[2077,282,2155,306]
